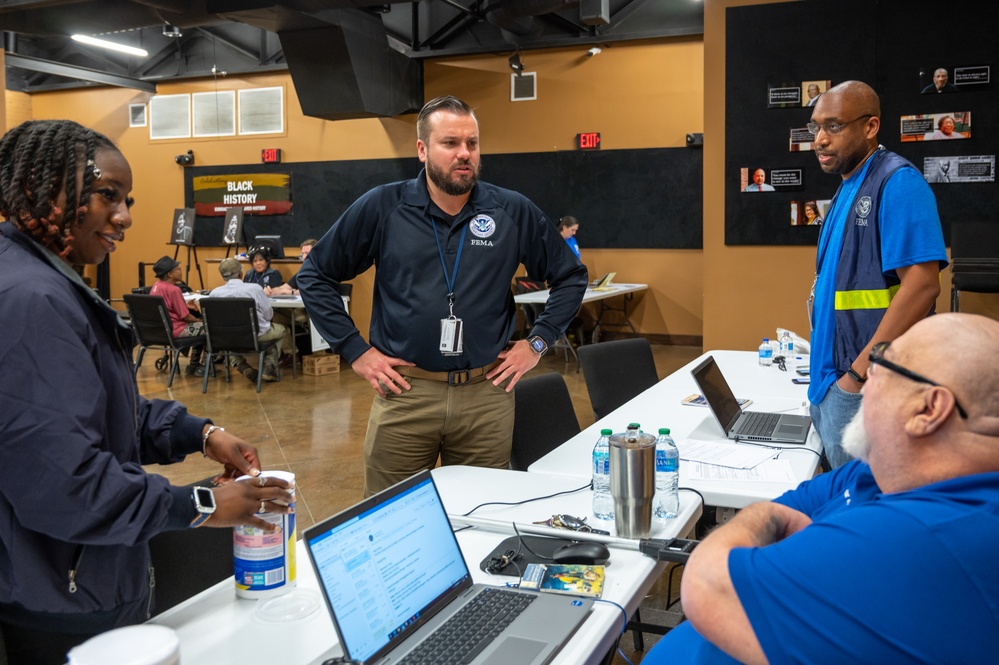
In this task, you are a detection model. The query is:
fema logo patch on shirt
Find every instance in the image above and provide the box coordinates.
[469,214,496,238]
[854,196,872,226]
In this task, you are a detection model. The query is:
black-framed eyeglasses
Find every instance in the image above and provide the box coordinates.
[806,114,873,136]
[869,341,968,419]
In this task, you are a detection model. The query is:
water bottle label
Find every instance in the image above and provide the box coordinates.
[662,458,678,473]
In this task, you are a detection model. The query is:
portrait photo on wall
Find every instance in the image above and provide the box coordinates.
[170,207,196,246]
[801,80,831,107]
[221,207,244,245]
[791,199,829,226]
[741,167,804,192]
[919,65,991,94]
[900,112,970,142]
[924,155,996,183]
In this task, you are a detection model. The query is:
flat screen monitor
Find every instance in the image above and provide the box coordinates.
[252,234,285,259]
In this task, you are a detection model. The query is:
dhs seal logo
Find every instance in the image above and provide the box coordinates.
[469,214,496,246]
[854,196,872,227]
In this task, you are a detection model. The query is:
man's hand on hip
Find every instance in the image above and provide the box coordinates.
[351,347,414,397]
[486,339,542,392]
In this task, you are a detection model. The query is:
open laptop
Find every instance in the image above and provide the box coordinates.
[589,272,616,291]
[690,356,811,444]
[304,471,592,665]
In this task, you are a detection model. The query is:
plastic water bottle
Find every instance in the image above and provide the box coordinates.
[591,429,614,520]
[758,338,773,366]
[779,330,793,357]
[654,428,680,519]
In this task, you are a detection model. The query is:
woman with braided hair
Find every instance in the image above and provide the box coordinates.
[0,120,294,664]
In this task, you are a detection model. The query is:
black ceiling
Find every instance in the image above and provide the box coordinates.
[1,0,703,93]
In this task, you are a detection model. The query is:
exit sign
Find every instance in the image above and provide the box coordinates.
[575,132,601,150]
[261,148,282,163]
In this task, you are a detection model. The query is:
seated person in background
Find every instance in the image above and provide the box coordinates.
[645,312,999,665]
[149,255,206,375]
[266,239,319,363]
[243,246,283,289]
[558,217,581,260]
[210,258,291,383]
[266,238,318,297]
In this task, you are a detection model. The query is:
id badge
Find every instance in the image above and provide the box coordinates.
[439,317,464,356]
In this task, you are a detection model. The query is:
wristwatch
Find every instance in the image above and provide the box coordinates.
[190,486,217,528]
[846,367,867,383]
[527,335,548,355]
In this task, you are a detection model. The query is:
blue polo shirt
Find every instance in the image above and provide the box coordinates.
[809,155,946,405]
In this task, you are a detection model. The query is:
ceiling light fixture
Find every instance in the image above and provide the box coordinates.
[163,24,183,38]
[71,34,148,57]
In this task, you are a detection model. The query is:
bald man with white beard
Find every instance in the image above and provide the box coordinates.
[644,312,999,665]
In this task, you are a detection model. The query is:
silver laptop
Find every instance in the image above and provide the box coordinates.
[304,471,592,665]
[691,356,811,444]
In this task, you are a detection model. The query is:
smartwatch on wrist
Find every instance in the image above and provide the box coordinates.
[527,335,548,356]
[846,367,867,384]
[190,486,216,528]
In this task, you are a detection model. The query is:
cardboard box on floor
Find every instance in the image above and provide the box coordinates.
[303,352,340,376]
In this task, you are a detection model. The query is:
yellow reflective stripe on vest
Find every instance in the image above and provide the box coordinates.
[834,284,901,310]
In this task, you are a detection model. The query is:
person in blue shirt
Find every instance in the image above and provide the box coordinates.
[558,215,581,259]
[645,312,999,665]
[806,80,947,468]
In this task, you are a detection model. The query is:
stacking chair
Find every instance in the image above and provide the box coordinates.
[199,297,280,393]
[949,221,999,311]
[510,373,580,471]
[123,293,205,387]
[577,338,659,421]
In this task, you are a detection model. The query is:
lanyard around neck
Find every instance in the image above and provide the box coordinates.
[431,219,468,298]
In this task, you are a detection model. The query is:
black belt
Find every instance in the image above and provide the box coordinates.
[401,361,501,386]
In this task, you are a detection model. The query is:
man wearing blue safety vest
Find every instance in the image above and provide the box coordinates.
[807,80,947,468]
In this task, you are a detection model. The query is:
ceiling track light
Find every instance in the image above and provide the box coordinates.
[71,34,148,57]
[508,52,524,76]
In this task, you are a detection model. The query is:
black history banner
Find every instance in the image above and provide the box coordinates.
[192,173,292,216]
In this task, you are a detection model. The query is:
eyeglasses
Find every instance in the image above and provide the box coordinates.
[869,341,968,419]
[806,114,872,136]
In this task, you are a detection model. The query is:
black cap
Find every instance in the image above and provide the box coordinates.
[153,256,181,278]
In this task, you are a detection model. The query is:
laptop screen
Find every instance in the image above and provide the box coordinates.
[305,472,471,663]
[690,356,744,434]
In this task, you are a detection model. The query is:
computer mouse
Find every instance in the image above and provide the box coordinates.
[552,541,611,565]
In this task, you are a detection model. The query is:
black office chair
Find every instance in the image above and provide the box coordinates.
[950,221,999,311]
[578,338,660,421]
[123,293,205,387]
[200,297,281,393]
[510,373,580,471]
[148,477,234,615]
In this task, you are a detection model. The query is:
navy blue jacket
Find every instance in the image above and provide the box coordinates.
[0,222,206,630]
[297,170,588,371]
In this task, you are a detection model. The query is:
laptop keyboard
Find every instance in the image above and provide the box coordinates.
[399,587,536,665]
[740,411,780,438]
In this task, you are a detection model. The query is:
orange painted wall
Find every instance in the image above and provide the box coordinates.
[20,37,704,343]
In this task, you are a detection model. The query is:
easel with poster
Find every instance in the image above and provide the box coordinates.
[221,207,245,258]
[168,207,204,289]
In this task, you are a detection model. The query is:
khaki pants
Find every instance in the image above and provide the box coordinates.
[229,321,287,371]
[362,376,515,496]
